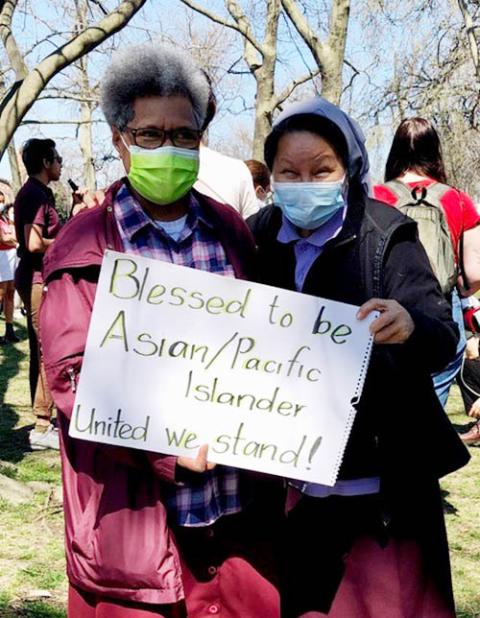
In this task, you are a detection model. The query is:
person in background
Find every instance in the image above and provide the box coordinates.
[196,146,260,218]
[39,42,282,618]
[0,190,19,344]
[14,138,62,451]
[455,297,480,445]
[248,97,469,617]
[71,185,106,216]
[193,80,259,219]
[244,159,272,210]
[456,335,480,445]
[373,118,480,409]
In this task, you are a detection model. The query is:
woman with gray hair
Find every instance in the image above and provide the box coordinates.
[39,42,282,617]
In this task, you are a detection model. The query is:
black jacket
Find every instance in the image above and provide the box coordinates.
[248,199,470,483]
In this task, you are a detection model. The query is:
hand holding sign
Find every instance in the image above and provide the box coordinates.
[357,298,415,344]
[178,444,216,473]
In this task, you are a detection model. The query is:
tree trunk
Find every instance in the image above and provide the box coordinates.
[324,0,350,103]
[318,51,342,103]
[79,101,96,190]
[7,138,22,193]
[180,0,291,159]
[241,0,280,158]
[76,0,97,190]
[281,0,350,104]
[457,0,480,81]
[252,63,275,159]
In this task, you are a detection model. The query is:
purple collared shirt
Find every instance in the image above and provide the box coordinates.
[277,208,380,498]
[277,206,346,291]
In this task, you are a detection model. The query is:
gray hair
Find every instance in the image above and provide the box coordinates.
[100,42,210,130]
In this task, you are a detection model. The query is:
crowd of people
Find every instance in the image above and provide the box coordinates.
[1,40,479,617]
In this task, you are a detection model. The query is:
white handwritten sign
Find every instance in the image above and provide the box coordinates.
[69,250,376,485]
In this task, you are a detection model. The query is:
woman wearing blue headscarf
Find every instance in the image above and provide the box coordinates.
[247,98,469,618]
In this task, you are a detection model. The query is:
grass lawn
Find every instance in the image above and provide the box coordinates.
[0,314,479,617]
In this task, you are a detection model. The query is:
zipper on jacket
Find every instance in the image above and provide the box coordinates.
[331,234,357,250]
[66,367,77,393]
[321,234,358,258]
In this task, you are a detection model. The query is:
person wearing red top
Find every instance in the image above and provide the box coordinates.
[373,117,480,409]
[0,189,19,344]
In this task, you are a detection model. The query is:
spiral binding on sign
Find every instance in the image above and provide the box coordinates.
[329,331,376,485]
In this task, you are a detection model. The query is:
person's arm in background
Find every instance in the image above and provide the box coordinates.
[463,337,480,420]
[457,191,480,296]
[0,221,17,247]
[23,191,55,253]
[24,223,54,253]
[467,398,480,419]
[70,188,106,216]
[454,306,480,416]
[461,295,480,335]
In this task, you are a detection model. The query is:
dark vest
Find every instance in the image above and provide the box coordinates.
[248,200,469,482]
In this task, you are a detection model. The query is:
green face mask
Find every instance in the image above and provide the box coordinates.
[125,144,200,205]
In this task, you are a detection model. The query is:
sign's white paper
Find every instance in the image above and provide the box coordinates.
[69,250,376,485]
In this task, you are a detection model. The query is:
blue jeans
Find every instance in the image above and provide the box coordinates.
[431,289,466,408]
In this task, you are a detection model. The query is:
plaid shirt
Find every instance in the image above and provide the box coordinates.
[114,183,241,526]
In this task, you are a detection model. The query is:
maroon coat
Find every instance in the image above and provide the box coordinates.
[39,182,270,605]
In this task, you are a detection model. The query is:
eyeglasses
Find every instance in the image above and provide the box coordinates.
[124,127,202,150]
[54,155,63,164]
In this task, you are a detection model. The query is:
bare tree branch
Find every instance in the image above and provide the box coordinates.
[272,68,321,109]
[24,32,71,59]
[225,0,262,67]
[341,57,360,94]
[37,92,98,103]
[88,0,108,16]
[178,0,262,54]
[0,0,147,159]
[281,0,327,61]
[21,118,104,125]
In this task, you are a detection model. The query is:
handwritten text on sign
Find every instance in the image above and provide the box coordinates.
[69,250,375,485]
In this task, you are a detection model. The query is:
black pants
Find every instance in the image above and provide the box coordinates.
[457,357,480,413]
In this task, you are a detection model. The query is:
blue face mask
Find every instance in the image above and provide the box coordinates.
[272,177,346,230]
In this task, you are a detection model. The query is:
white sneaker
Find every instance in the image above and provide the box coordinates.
[29,425,60,451]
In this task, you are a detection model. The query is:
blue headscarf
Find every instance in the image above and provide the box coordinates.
[267,97,371,201]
